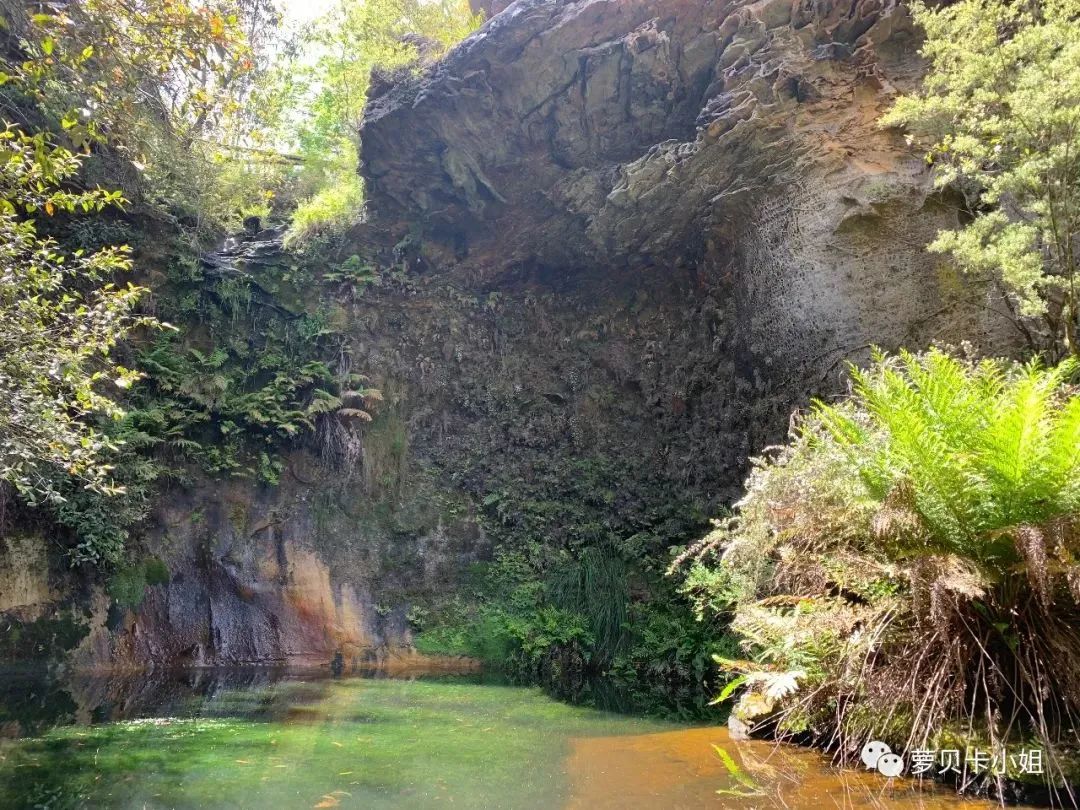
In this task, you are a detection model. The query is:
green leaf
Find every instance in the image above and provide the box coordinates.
[710,674,748,705]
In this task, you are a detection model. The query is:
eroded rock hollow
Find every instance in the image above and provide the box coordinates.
[4,0,1019,671]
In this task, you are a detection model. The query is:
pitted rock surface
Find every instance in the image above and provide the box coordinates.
[0,0,1023,671]
[365,0,913,258]
[361,0,1015,390]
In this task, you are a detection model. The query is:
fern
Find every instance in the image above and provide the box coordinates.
[548,546,630,660]
[687,349,1080,770]
[305,388,343,416]
[812,350,1079,566]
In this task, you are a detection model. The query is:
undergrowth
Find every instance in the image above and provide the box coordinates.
[677,348,1080,799]
[413,456,737,718]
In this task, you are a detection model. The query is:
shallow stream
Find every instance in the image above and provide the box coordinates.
[0,667,1019,809]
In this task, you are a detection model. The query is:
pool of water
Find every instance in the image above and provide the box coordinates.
[0,668,1018,809]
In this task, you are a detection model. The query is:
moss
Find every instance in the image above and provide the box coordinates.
[0,611,89,661]
[227,501,248,536]
[143,557,171,587]
[361,407,409,500]
[107,558,171,608]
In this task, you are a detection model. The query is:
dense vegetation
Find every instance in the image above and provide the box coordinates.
[0,0,1078,800]
[679,351,1080,788]
[882,0,1080,357]
[0,128,150,509]
[412,455,737,717]
[0,0,477,565]
[676,0,1080,796]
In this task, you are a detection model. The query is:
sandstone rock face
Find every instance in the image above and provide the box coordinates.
[0,0,1022,672]
[362,0,1016,387]
[65,452,489,671]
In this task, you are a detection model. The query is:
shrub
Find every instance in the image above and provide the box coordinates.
[881,0,1080,356]
[283,167,364,249]
[108,558,171,608]
[681,349,1080,788]
[0,127,155,507]
[107,566,148,609]
[143,557,171,587]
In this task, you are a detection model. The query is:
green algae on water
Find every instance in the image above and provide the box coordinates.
[0,676,672,810]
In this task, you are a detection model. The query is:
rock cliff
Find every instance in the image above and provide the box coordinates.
[362,0,1011,368]
[1,0,1020,672]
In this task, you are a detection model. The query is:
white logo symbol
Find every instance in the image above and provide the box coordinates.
[861,740,891,768]
[877,752,905,777]
[861,740,905,777]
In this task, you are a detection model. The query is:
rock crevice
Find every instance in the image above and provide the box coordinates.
[0,0,1022,671]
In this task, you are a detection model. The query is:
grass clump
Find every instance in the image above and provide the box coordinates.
[107,557,171,608]
[678,348,1080,795]
[283,168,364,250]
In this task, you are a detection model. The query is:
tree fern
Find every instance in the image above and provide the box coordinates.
[1046,395,1080,510]
[814,350,1079,566]
[686,348,1080,777]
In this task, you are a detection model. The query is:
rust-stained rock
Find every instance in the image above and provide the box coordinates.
[1,0,1023,673]
[62,455,489,671]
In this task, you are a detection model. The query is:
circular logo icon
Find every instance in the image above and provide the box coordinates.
[876,752,905,778]
[860,740,891,769]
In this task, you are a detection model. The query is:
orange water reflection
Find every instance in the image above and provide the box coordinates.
[565,727,1020,810]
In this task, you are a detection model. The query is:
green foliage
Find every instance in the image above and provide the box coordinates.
[882,0,1080,355]
[416,600,592,674]
[504,607,594,663]
[7,0,281,235]
[325,254,379,287]
[122,244,376,483]
[680,348,1080,782]
[13,0,253,151]
[108,557,170,608]
[549,548,630,648]
[296,0,481,150]
[712,744,764,798]
[815,348,1080,567]
[144,556,171,586]
[413,450,729,714]
[107,565,149,609]
[413,608,502,659]
[0,0,403,575]
[0,125,156,506]
[130,335,346,479]
[608,598,742,720]
[284,168,364,248]
[275,0,482,245]
[47,449,161,567]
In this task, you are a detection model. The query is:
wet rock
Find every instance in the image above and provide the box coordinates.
[61,460,490,671]
[728,714,752,740]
